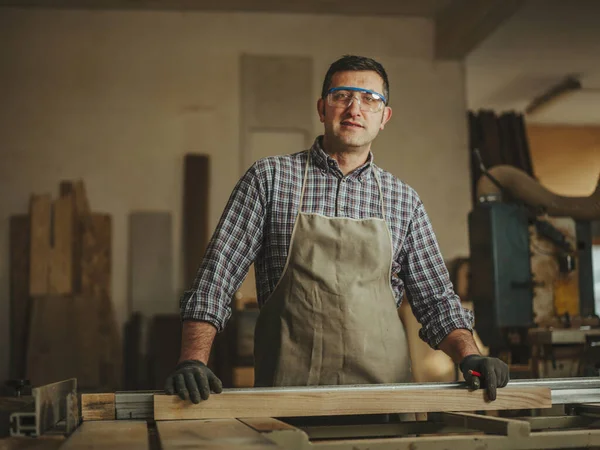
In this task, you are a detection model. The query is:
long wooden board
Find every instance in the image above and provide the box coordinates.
[156,419,281,449]
[9,215,30,379]
[154,387,551,420]
[59,421,148,450]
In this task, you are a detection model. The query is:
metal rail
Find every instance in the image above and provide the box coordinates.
[218,377,600,393]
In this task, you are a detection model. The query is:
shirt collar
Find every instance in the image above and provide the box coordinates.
[310,136,374,179]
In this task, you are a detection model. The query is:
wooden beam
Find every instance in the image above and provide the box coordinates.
[183,155,210,288]
[9,215,30,379]
[155,419,281,449]
[81,394,115,421]
[154,387,551,420]
[435,0,524,59]
[59,421,149,450]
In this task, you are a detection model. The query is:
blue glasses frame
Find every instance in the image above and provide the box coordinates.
[326,86,387,105]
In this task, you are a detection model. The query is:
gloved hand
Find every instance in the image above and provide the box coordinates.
[164,360,223,404]
[459,354,509,401]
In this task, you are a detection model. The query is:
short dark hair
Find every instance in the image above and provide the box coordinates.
[321,55,390,105]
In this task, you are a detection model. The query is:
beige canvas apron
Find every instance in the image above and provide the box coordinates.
[254,151,412,387]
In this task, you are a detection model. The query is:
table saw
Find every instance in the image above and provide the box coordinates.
[3,377,600,449]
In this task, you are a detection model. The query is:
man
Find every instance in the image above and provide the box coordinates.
[165,55,509,404]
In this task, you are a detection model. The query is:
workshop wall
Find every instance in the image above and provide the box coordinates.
[0,8,470,381]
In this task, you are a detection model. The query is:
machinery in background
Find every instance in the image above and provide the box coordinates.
[468,162,600,378]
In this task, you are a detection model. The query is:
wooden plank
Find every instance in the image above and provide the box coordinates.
[49,194,75,295]
[26,297,73,387]
[429,412,530,437]
[314,429,600,450]
[59,179,91,293]
[59,421,149,450]
[60,180,91,218]
[156,419,281,449]
[524,415,598,431]
[81,394,115,421]
[26,296,99,388]
[238,418,298,432]
[9,215,30,379]
[183,154,209,287]
[154,387,551,420]
[82,214,121,390]
[29,194,52,296]
[81,214,111,298]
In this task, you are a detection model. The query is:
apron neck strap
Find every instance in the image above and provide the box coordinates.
[299,150,311,211]
[374,168,386,220]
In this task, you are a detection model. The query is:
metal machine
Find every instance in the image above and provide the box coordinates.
[468,163,600,376]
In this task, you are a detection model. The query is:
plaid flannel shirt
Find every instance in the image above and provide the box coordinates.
[181,136,473,348]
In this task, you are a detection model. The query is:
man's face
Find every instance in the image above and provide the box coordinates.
[318,70,392,152]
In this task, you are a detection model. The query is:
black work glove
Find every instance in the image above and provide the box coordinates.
[459,355,509,401]
[164,360,223,404]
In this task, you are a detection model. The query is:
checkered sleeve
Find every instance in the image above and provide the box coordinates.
[180,163,267,331]
[401,199,474,348]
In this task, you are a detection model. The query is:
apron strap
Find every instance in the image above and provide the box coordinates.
[298,150,311,213]
[373,168,386,220]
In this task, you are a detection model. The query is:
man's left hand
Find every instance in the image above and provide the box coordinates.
[459,355,509,401]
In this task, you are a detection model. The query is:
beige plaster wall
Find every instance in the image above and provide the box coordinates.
[0,8,470,380]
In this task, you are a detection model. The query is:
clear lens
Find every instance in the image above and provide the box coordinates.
[327,89,384,112]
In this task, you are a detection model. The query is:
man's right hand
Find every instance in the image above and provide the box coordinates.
[164,360,223,404]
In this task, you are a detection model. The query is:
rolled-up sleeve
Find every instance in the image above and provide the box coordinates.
[400,200,474,348]
[180,164,267,331]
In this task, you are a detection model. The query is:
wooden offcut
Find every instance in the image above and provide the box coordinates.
[81,394,116,421]
[59,421,149,450]
[29,194,52,296]
[156,419,281,449]
[154,387,552,420]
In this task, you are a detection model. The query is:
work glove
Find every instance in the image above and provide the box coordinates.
[164,360,223,404]
[459,354,509,401]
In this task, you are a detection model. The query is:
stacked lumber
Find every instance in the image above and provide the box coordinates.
[9,181,121,390]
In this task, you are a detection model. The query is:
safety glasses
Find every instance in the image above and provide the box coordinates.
[326,86,387,113]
